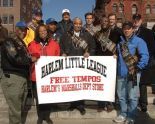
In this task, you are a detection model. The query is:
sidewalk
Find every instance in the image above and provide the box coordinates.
[0,86,155,124]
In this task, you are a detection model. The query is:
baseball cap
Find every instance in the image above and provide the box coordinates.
[46,18,57,25]
[62,9,70,15]
[33,9,43,16]
[122,21,133,30]
[16,21,27,28]
[132,14,141,20]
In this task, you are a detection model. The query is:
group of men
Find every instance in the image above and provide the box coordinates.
[0,7,155,124]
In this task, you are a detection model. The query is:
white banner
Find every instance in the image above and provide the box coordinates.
[35,56,117,104]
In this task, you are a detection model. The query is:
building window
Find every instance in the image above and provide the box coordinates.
[3,0,13,7]
[132,4,138,14]
[9,15,14,24]
[112,3,118,13]
[146,5,151,14]
[152,5,155,14]
[3,0,8,7]
[2,15,8,24]
[119,4,124,13]
[10,0,13,6]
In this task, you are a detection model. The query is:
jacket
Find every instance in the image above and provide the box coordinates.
[60,29,96,56]
[24,20,44,47]
[109,25,123,44]
[135,25,155,84]
[57,19,73,36]
[1,36,30,77]
[135,25,155,57]
[117,35,149,77]
[28,38,60,81]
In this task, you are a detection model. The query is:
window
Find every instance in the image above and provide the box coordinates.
[132,4,138,14]
[152,5,155,14]
[2,15,8,24]
[10,0,13,7]
[23,5,26,13]
[0,0,1,6]
[112,3,118,13]
[119,4,124,13]
[9,15,14,24]
[3,0,13,7]
[3,0,8,7]
[146,5,151,14]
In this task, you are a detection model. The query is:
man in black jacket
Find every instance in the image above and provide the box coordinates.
[57,9,73,37]
[108,13,123,45]
[133,14,155,112]
[60,17,96,115]
[1,21,31,124]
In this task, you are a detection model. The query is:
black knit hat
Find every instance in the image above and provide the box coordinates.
[122,21,133,29]
[132,14,141,20]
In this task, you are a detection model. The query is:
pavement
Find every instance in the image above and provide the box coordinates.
[0,86,155,124]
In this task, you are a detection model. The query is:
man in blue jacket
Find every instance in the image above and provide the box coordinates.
[114,21,149,124]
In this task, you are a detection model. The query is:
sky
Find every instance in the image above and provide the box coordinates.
[42,0,95,23]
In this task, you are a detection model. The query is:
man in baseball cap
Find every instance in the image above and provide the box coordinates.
[46,18,61,43]
[15,21,28,40]
[57,9,73,36]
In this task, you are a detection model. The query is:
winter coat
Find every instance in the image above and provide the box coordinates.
[60,30,96,56]
[28,38,60,81]
[117,35,149,77]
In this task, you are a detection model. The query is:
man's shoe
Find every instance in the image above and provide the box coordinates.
[106,104,114,112]
[77,107,86,115]
[113,115,126,123]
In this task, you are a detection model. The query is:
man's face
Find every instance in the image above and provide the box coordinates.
[73,19,82,32]
[101,17,108,29]
[123,27,134,38]
[48,24,57,33]
[108,15,116,27]
[34,14,42,22]
[62,13,70,21]
[133,19,142,28]
[15,27,27,40]
[85,15,94,25]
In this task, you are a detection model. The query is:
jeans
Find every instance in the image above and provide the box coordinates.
[117,73,140,120]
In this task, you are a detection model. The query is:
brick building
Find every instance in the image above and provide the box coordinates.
[105,0,155,22]
[0,0,42,32]
[94,0,155,26]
